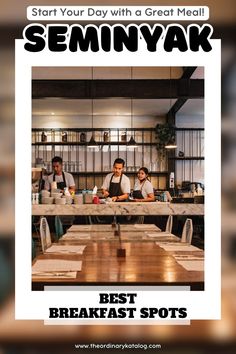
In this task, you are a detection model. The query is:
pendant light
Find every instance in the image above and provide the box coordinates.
[88,66,98,148]
[165,141,177,149]
[128,67,138,148]
[165,66,177,149]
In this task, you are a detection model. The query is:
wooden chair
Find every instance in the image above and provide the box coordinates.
[39,216,52,252]
[54,216,64,241]
[165,215,173,233]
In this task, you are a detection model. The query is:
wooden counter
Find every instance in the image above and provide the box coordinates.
[32,202,204,216]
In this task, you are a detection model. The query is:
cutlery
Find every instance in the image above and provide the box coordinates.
[32,272,76,277]
[174,256,204,260]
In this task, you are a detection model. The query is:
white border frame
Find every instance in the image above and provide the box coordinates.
[15,39,221,321]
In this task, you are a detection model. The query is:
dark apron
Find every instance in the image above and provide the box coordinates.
[53,172,74,226]
[132,190,144,199]
[53,171,67,191]
[109,173,123,197]
[132,180,146,199]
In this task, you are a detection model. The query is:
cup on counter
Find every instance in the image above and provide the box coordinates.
[65,195,73,205]
[55,197,66,205]
[84,192,93,204]
[41,190,50,198]
[93,195,100,204]
[42,197,54,204]
[51,192,63,199]
[74,194,83,205]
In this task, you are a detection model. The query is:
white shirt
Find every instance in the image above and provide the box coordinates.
[133,179,154,199]
[101,173,130,194]
[44,172,75,190]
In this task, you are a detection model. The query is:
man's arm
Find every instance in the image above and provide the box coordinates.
[101,174,110,197]
[133,193,155,202]
[69,185,76,193]
[112,193,129,202]
[44,175,51,190]
[68,173,76,193]
[102,188,110,197]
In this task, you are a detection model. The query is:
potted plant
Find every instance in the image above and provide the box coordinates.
[155,123,176,170]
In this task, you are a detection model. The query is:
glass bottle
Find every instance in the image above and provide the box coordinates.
[80,132,86,143]
[103,131,109,142]
[121,131,127,142]
[41,131,47,142]
[62,131,67,142]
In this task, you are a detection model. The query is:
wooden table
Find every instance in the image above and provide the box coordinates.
[60,228,179,243]
[67,224,162,232]
[32,235,204,290]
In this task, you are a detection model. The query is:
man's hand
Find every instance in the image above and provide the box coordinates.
[103,190,109,198]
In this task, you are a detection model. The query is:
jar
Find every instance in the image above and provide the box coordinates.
[62,131,67,142]
[84,191,93,204]
[80,132,86,143]
[41,131,47,142]
[121,131,127,142]
[74,194,83,205]
[103,131,109,142]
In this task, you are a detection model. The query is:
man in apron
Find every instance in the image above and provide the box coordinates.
[101,158,130,201]
[44,156,75,233]
[45,156,75,193]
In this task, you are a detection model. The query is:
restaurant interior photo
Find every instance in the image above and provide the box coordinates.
[1,0,236,351]
[31,66,204,290]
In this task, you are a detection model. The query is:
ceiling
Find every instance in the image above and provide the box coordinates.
[32,66,204,120]
[32,98,178,117]
[32,67,184,80]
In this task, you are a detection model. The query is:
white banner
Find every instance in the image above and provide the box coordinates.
[27,6,209,21]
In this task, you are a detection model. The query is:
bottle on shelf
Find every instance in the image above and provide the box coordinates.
[197,185,203,196]
[41,131,47,142]
[35,193,39,204]
[32,193,36,205]
[62,131,68,142]
[121,131,127,142]
[169,172,175,188]
[51,129,55,142]
[80,132,86,143]
[103,131,109,142]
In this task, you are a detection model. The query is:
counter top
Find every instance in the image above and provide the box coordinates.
[32,202,204,216]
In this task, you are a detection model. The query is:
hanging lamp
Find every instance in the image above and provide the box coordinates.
[165,66,177,149]
[88,66,98,148]
[127,67,138,148]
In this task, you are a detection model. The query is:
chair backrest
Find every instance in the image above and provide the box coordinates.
[55,215,64,241]
[32,238,36,260]
[181,218,193,244]
[40,216,51,252]
[165,215,173,233]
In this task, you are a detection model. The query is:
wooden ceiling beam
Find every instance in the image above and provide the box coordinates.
[32,79,204,99]
[181,67,197,78]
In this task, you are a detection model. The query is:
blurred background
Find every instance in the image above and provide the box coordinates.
[0,0,236,353]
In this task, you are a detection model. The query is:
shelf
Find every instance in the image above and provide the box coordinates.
[46,171,169,176]
[169,157,204,160]
[32,142,157,146]
[175,128,204,131]
[32,127,204,190]
[32,127,204,132]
